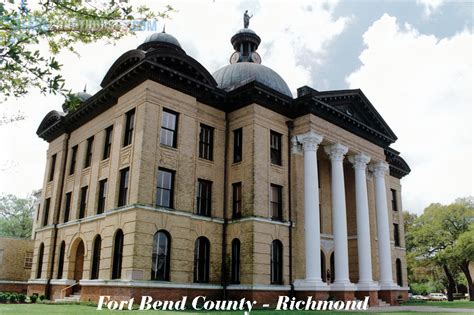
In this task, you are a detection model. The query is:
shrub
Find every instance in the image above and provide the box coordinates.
[29,294,38,303]
[0,293,7,303]
[39,294,46,301]
[18,294,26,303]
[8,293,18,303]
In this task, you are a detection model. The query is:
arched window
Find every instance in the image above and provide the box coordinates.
[231,239,240,284]
[330,252,335,283]
[57,241,66,279]
[151,230,171,281]
[321,251,326,283]
[91,235,102,280]
[271,240,283,284]
[194,237,210,283]
[36,243,44,279]
[112,229,124,279]
[396,258,403,286]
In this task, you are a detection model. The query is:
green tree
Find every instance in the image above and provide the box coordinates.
[1,0,172,110]
[0,193,37,238]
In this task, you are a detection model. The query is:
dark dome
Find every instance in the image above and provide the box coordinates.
[213,62,292,97]
[74,91,92,102]
[143,32,181,48]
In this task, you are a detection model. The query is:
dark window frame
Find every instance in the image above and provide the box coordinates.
[270,184,283,221]
[196,179,212,217]
[232,182,242,219]
[42,198,50,227]
[151,230,171,281]
[49,154,56,182]
[69,145,78,175]
[97,179,108,214]
[233,128,243,163]
[79,186,88,219]
[396,258,403,286]
[160,109,179,148]
[103,125,113,160]
[57,241,65,279]
[64,192,72,223]
[84,136,94,168]
[36,243,44,279]
[231,238,241,284]
[123,108,135,147]
[193,237,210,283]
[391,189,398,211]
[91,235,102,280]
[394,223,400,247]
[112,229,124,279]
[270,131,282,166]
[199,124,214,161]
[271,240,283,284]
[156,168,175,208]
[117,168,129,207]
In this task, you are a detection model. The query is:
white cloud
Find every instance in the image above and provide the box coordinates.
[346,14,473,213]
[0,0,348,196]
[416,0,445,16]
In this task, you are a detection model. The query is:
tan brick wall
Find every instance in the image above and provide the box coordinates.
[0,237,34,281]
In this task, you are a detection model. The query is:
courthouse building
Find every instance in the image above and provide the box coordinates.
[29,20,410,305]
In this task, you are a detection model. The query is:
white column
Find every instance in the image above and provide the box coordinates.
[325,143,354,290]
[294,131,326,289]
[348,153,378,290]
[370,161,396,289]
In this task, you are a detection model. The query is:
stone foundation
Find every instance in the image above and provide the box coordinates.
[0,281,28,294]
[227,289,290,307]
[355,290,378,306]
[379,289,404,305]
[329,290,355,301]
[27,283,47,297]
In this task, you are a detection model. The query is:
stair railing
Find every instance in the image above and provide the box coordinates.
[61,281,79,299]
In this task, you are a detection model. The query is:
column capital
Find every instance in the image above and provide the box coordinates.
[299,131,323,152]
[348,153,371,170]
[369,161,389,178]
[324,143,348,161]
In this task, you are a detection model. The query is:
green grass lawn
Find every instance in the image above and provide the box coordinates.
[0,302,472,315]
[401,300,474,309]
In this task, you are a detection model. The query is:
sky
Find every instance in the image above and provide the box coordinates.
[0,0,472,214]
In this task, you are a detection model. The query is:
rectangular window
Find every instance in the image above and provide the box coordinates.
[199,124,214,161]
[160,109,178,148]
[123,108,135,147]
[270,131,282,165]
[394,223,400,247]
[156,168,174,208]
[103,126,113,160]
[42,198,50,227]
[49,154,56,182]
[64,192,72,223]
[84,136,94,168]
[36,203,40,221]
[0,249,3,265]
[233,128,242,163]
[24,251,33,269]
[69,145,78,175]
[79,186,88,219]
[232,182,242,219]
[118,168,129,207]
[97,179,108,214]
[270,184,283,221]
[197,179,212,217]
[391,189,398,211]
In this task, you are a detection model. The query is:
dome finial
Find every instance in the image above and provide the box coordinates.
[162,24,166,33]
[243,10,253,28]
[83,83,87,93]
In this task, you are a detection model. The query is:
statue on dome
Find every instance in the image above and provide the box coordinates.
[243,10,253,28]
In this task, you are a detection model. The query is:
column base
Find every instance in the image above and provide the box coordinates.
[355,290,379,306]
[356,281,380,291]
[329,281,356,291]
[293,279,329,291]
[379,281,399,290]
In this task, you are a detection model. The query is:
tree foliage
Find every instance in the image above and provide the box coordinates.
[0,193,37,238]
[0,0,172,107]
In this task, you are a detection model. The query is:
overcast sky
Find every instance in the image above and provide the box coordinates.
[0,0,472,214]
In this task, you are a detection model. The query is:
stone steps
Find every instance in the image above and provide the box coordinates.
[55,291,81,303]
[377,299,390,307]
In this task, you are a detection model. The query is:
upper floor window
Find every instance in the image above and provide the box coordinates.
[123,108,135,147]
[391,189,398,211]
[231,238,241,284]
[160,109,178,148]
[396,258,403,286]
[199,124,214,161]
[271,240,283,284]
[79,186,88,219]
[118,168,129,207]
[103,126,113,160]
[194,236,210,283]
[24,251,33,269]
[112,229,124,279]
[196,179,212,217]
[151,230,171,281]
[156,168,174,208]
[232,182,242,219]
[64,192,72,223]
[84,136,94,168]
[270,184,283,221]
[91,235,102,280]
[233,128,243,163]
[97,179,107,214]
[69,145,78,175]
[48,154,56,182]
[42,198,50,227]
[270,131,282,165]
[394,223,400,247]
[57,241,65,279]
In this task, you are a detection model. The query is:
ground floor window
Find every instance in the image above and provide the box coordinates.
[231,238,240,284]
[151,230,171,281]
[112,229,124,279]
[194,237,210,283]
[271,240,283,284]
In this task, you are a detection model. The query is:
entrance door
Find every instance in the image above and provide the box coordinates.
[73,241,84,292]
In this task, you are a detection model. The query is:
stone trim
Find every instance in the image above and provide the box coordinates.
[227,284,291,291]
[79,279,221,290]
[0,280,29,284]
[50,279,76,286]
[28,279,48,285]
[231,216,291,227]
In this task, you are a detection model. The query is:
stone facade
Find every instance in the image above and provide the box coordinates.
[0,237,34,293]
[30,26,410,307]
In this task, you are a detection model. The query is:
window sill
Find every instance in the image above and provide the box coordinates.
[160,144,177,151]
[198,157,214,164]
